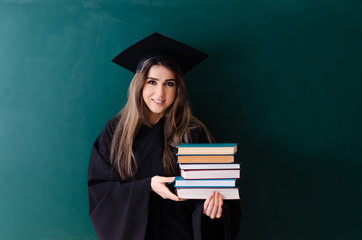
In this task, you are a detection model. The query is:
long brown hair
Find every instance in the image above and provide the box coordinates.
[110,57,213,180]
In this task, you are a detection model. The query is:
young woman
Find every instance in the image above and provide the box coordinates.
[88,33,241,240]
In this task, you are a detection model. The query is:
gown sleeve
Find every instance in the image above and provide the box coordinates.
[189,125,242,240]
[87,119,151,240]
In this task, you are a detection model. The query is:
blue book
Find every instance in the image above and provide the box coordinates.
[174,176,236,188]
[177,143,237,155]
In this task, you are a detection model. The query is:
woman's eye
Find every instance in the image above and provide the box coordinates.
[165,82,175,87]
[147,80,156,85]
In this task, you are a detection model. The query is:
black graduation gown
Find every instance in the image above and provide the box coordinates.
[88,117,241,240]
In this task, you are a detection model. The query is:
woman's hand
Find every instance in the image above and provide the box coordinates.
[203,191,223,219]
[151,176,180,201]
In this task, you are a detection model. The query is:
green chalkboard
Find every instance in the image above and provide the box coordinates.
[1,0,361,239]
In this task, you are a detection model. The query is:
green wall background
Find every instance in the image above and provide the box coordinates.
[1,0,361,239]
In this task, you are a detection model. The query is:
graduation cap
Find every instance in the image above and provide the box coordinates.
[112,32,208,74]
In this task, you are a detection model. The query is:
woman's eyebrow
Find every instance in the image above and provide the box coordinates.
[146,77,176,81]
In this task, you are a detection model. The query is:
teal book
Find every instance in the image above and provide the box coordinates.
[177,143,237,155]
[174,176,236,188]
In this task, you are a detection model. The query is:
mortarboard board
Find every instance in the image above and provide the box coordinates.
[111,32,208,74]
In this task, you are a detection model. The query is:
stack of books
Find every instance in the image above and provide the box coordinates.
[174,143,240,200]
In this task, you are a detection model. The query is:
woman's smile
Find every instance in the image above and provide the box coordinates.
[152,99,166,104]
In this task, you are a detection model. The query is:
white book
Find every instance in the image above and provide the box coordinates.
[176,188,240,200]
[181,169,240,179]
[177,143,237,155]
[179,163,240,170]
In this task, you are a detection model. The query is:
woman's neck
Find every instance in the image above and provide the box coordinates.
[149,113,164,125]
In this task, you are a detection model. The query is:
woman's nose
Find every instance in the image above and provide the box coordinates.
[155,85,164,97]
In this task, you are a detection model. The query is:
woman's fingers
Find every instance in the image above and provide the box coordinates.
[151,176,180,201]
[204,192,215,216]
[160,176,179,200]
[203,192,213,214]
[216,193,223,218]
[206,197,215,216]
[210,192,220,219]
[203,191,224,219]
[162,187,180,201]
[160,176,176,183]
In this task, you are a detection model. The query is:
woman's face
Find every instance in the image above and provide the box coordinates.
[142,65,177,124]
